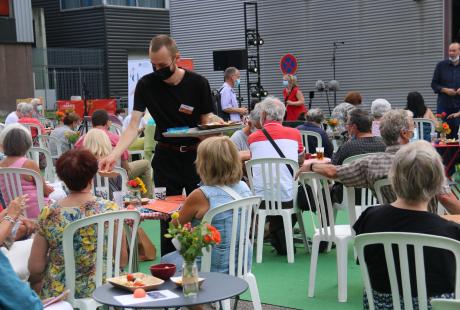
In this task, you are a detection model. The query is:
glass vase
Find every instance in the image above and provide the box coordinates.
[127,189,142,209]
[182,259,199,297]
[440,132,447,141]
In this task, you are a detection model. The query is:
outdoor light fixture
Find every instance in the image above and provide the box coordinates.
[247,32,264,46]
[248,60,258,73]
[250,85,268,98]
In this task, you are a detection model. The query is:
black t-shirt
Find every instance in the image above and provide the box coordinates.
[353,204,460,296]
[133,70,213,145]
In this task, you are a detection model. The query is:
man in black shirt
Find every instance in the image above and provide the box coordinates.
[100,34,218,255]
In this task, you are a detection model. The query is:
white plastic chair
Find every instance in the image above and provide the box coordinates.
[26,146,56,182]
[373,178,392,204]
[20,122,43,141]
[299,130,322,154]
[109,123,122,136]
[298,172,353,302]
[355,232,460,310]
[0,167,46,212]
[63,210,140,310]
[0,123,5,131]
[201,196,263,310]
[245,158,309,263]
[341,153,378,223]
[37,134,67,160]
[93,167,128,199]
[413,118,436,141]
[431,298,460,310]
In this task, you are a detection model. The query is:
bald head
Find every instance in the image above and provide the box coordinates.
[449,43,460,62]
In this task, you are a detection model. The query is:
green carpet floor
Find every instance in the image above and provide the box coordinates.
[138,210,363,310]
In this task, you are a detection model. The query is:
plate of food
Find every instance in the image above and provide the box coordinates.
[107,273,164,292]
[170,276,205,288]
[446,139,459,145]
[197,121,241,130]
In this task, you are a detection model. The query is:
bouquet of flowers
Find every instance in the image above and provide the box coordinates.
[327,118,339,129]
[127,177,147,194]
[165,212,221,263]
[435,112,451,138]
[64,131,80,144]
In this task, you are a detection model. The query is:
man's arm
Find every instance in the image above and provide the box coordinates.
[297,161,338,179]
[437,192,460,214]
[99,111,142,171]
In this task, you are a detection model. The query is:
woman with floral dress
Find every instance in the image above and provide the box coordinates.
[28,149,118,298]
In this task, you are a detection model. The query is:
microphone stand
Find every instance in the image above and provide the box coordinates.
[79,82,91,135]
[332,43,338,107]
[325,89,332,116]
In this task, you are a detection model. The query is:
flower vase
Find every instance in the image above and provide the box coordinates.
[128,189,142,209]
[182,260,199,297]
[440,132,447,141]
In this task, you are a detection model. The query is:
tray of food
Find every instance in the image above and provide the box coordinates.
[163,123,243,138]
[107,273,164,292]
[446,139,459,145]
[197,121,241,130]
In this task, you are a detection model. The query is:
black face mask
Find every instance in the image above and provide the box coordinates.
[152,62,175,81]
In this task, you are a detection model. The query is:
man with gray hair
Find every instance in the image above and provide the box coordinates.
[230,102,262,152]
[298,109,460,214]
[296,108,333,158]
[248,96,305,255]
[4,102,26,126]
[220,67,247,121]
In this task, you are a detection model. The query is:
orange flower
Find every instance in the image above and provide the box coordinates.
[211,229,221,244]
[204,235,212,244]
[442,123,449,130]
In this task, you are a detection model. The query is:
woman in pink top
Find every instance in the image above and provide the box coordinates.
[0,126,53,218]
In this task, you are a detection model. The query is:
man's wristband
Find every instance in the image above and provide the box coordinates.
[2,215,16,224]
[310,163,316,172]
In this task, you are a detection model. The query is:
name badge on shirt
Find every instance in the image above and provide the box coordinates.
[179,104,194,115]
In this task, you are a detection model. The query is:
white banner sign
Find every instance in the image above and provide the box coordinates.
[128,59,153,113]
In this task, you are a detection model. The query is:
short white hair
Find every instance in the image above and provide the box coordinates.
[18,103,34,116]
[0,123,31,146]
[371,98,391,118]
[390,140,444,203]
[259,96,285,121]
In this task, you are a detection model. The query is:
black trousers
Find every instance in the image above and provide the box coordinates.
[152,144,200,256]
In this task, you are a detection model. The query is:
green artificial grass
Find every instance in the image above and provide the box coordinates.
[138,210,363,310]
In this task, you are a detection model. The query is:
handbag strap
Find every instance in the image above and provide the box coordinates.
[284,86,296,105]
[216,185,243,200]
[261,128,294,176]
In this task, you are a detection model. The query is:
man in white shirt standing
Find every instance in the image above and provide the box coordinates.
[220,67,247,121]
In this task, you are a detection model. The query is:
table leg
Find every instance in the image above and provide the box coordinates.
[123,223,139,272]
[233,295,240,310]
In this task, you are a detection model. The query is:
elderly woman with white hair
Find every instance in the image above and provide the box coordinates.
[17,103,46,140]
[353,140,460,309]
[371,98,391,136]
[297,108,333,158]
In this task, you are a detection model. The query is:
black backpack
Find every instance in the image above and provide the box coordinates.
[211,87,230,121]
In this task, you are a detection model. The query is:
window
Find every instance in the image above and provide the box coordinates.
[106,0,166,8]
[61,0,103,10]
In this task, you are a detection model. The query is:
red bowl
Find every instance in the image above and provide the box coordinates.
[149,263,176,280]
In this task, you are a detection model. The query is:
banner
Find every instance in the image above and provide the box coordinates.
[128,59,153,113]
[57,99,117,118]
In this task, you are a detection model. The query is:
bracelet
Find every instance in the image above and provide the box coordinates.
[310,163,316,172]
[2,216,16,224]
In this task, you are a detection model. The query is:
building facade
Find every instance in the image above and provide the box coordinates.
[0,0,34,113]
[32,0,170,104]
[170,0,452,113]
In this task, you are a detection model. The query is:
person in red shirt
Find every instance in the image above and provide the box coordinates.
[17,103,46,140]
[283,74,306,121]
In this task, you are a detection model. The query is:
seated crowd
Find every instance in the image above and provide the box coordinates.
[0,88,460,310]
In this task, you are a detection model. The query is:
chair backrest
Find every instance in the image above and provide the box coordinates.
[109,123,122,136]
[63,210,140,304]
[26,146,56,182]
[201,196,262,277]
[374,178,392,204]
[299,130,323,154]
[355,232,460,310]
[298,172,337,239]
[37,134,66,159]
[413,118,436,141]
[21,122,42,138]
[0,167,45,211]
[431,298,460,310]
[93,167,128,199]
[245,158,299,212]
[0,123,5,131]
